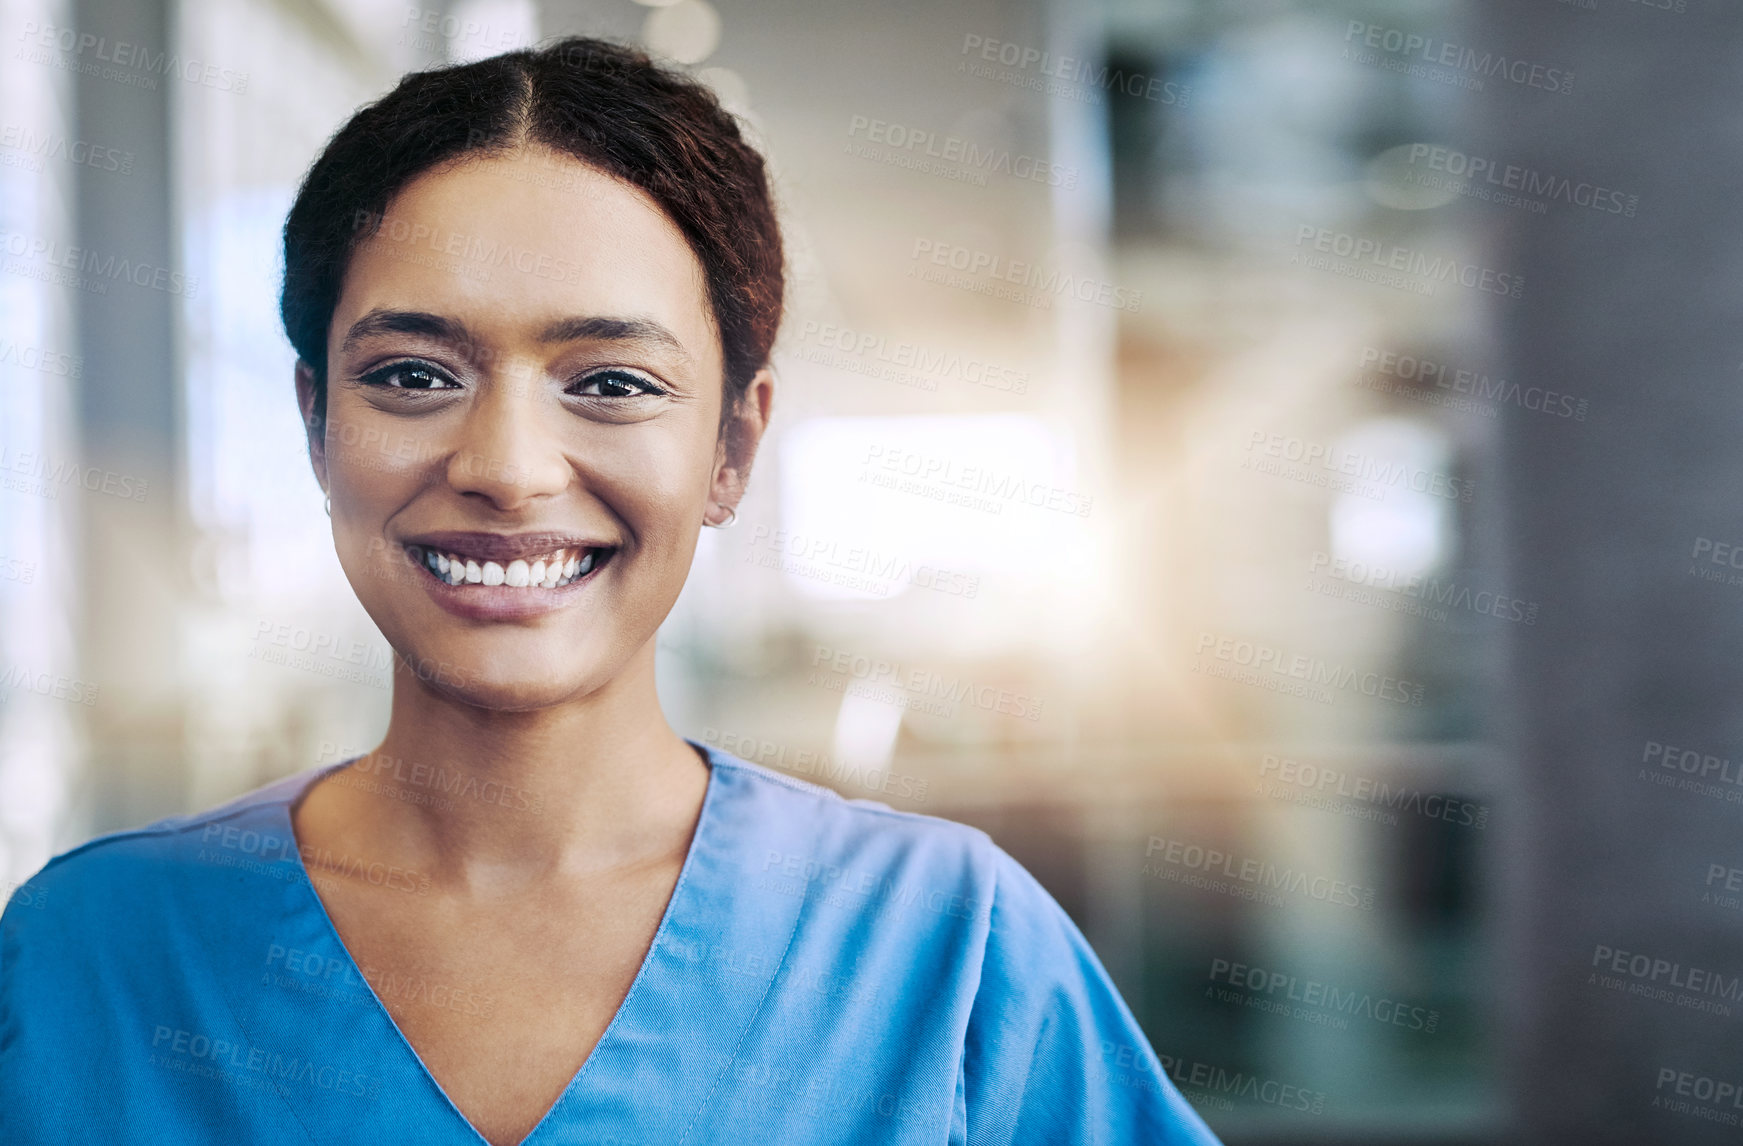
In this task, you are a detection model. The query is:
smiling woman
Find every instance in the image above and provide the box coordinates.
[0,36,1220,1146]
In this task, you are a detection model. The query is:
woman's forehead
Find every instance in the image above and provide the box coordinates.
[333,146,718,357]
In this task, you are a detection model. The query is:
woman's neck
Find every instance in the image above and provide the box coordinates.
[305,639,710,893]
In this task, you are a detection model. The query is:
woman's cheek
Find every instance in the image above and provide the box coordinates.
[595,440,708,536]
[325,411,445,486]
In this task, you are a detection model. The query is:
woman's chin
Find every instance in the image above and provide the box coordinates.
[389,644,616,712]
[411,672,596,713]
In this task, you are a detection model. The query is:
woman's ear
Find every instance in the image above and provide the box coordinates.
[294,360,330,495]
[709,366,775,520]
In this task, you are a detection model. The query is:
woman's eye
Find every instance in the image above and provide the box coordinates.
[569,370,667,399]
[361,362,460,390]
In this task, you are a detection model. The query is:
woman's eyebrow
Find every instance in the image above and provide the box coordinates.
[338,309,693,364]
[340,309,476,354]
[536,315,692,362]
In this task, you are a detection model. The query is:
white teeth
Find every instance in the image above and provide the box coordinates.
[419,546,604,588]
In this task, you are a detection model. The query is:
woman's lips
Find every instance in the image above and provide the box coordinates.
[403,530,616,563]
[401,542,617,620]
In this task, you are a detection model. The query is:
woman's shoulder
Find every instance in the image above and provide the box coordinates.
[3,767,318,934]
[699,743,1066,926]
[702,745,999,857]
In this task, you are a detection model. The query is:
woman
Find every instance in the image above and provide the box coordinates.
[0,37,1221,1146]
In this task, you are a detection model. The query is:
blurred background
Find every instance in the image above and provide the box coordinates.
[3,0,1738,1142]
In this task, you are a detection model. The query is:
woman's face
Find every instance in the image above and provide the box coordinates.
[303,145,754,710]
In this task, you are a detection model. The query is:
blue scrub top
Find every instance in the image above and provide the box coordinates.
[1,741,1222,1144]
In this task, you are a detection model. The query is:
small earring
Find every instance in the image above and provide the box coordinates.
[323,495,332,517]
[707,505,737,529]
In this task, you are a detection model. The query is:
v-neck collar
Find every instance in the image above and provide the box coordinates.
[217,740,742,1146]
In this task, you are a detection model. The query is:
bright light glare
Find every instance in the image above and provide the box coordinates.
[1328,417,1455,580]
[777,414,1081,602]
[444,0,538,63]
[831,690,903,775]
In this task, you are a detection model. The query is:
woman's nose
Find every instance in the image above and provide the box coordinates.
[445,377,572,509]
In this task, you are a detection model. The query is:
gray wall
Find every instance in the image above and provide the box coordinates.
[1471,2,1743,1142]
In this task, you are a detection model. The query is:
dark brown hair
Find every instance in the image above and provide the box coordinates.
[280,36,784,429]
